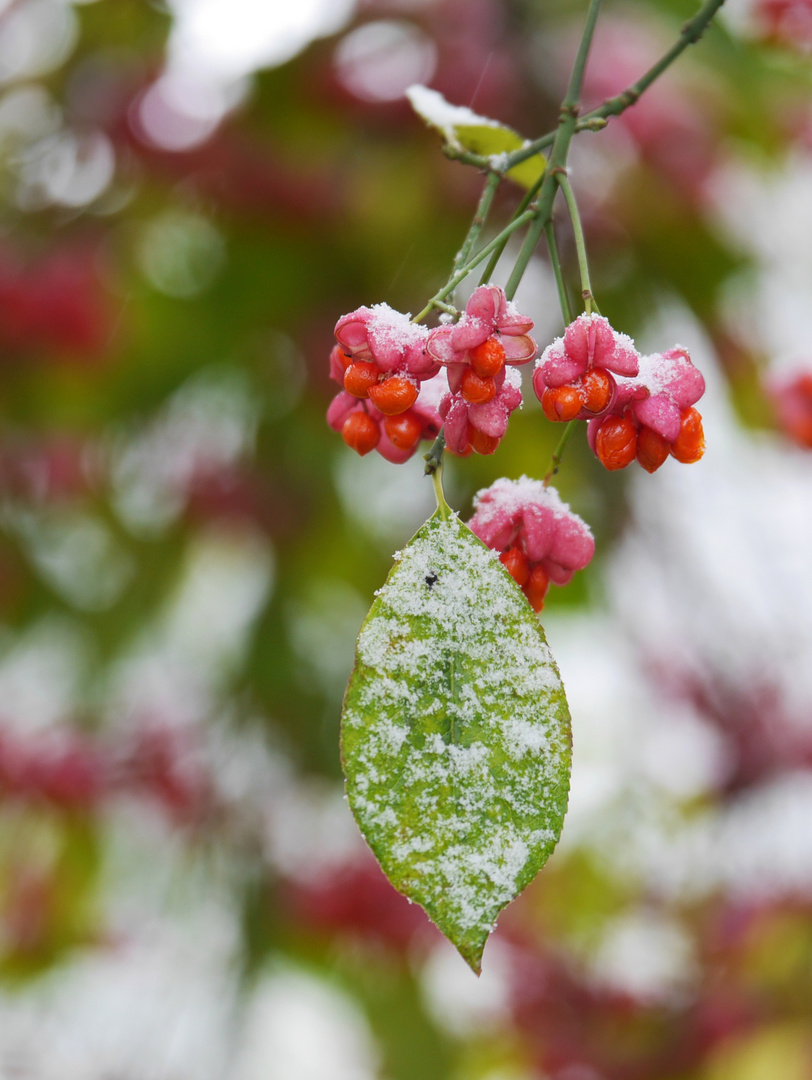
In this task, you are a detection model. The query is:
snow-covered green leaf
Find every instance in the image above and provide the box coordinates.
[406,85,545,190]
[341,510,571,973]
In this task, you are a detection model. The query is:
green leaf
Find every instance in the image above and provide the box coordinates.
[341,511,571,973]
[405,85,545,190]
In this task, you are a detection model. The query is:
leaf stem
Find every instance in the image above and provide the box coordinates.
[543,221,573,325]
[544,420,578,486]
[555,171,598,315]
[430,459,452,520]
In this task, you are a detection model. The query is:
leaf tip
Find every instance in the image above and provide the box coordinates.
[455,933,488,976]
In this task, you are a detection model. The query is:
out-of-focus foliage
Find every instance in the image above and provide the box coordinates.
[0,0,810,1076]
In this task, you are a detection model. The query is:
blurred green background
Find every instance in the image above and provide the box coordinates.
[0,0,811,1077]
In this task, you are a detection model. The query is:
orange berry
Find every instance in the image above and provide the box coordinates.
[670,407,705,464]
[368,375,419,415]
[523,564,550,612]
[460,368,496,404]
[343,361,379,398]
[500,546,530,587]
[541,384,584,422]
[384,411,422,452]
[468,425,500,455]
[341,411,380,456]
[636,425,671,473]
[594,414,637,471]
[469,337,506,378]
[579,369,613,414]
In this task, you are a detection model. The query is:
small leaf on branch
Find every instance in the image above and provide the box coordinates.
[406,85,545,190]
[341,511,571,973]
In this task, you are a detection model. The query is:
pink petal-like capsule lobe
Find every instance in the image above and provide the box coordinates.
[547,513,596,571]
[541,560,575,586]
[612,377,648,412]
[521,503,557,564]
[467,493,519,551]
[539,341,587,388]
[465,285,501,326]
[365,303,429,373]
[445,361,468,396]
[499,298,534,336]
[468,399,510,439]
[607,337,640,377]
[503,333,536,364]
[442,397,471,455]
[628,346,706,442]
[405,349,440,379]
[327,391,364,432]
[426,325,458,364]
[335,308,374,358]
[335,303,430,376]
[451,315,490,352]
[633,393,683,443]
[427,286,536,368]
[329,344,350,384]
[542,314,640,387]
[563,313,616,370]
[532,366,547,404]
[660,346,706,407]
[467,476,594,594]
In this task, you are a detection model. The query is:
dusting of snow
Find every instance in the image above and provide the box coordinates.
[617,348,686,397]
[406,85,500,140]
[367,302,428,351]
[342,514,570,957]
[503,365,522,390]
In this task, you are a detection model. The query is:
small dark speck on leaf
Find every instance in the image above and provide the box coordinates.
[425,573,438,589]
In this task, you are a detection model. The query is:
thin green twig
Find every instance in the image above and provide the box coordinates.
[504,0,603,301]
[412,208,537,322]
[454,172,501,274]
[544,420,579,486]
[478,173,546,286]
[555,171,598,315]
[579,0,727,128]
[503,0,727,174]
[544,221,573,325]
